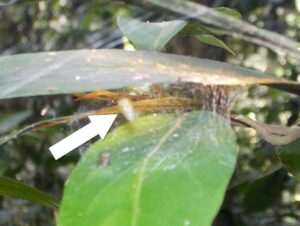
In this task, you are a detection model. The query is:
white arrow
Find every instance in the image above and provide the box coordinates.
[49,114,117,160]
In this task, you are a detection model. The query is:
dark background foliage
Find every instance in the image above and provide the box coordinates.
[0,0,300,225]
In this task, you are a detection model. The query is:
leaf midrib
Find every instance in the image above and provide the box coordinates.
[130,115,185,226]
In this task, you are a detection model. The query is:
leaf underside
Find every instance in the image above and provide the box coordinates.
[0,50,299,100]
[117,17,187,51]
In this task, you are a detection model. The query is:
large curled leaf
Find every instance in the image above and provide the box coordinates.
[117,16,187,51]
[58,111,238,226]
[0,176,59,209]
[277,139,300,180]
[0,49,299,100]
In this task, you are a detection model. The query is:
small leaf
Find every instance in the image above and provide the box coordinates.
[213,7,242,19]
[58,111,238,226]
[180,23,211,36]
[180,23,227,36]
[201,26,228,36]
[196,34,236,55]
[0,176,59,209]
[180,7,241,38]
[117,16,187,51]
[277,139,300,180]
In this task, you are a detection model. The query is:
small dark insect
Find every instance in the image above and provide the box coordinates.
[98,153,111,167]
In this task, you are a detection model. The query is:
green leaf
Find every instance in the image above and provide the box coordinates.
[1,50,299,100]
[196,34,236,55]
[213,7,242,19]
[180,7,241,36]
[117,16,187,51]
[0,176,59,209]
[0,111,31,134]
[58,111,238,226]
[176,7,240,54]
[181,24,236,55]
[180,23,212,36]
[277,139,300,180]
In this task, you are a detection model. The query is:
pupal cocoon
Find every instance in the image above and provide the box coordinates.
[118,98,136,121]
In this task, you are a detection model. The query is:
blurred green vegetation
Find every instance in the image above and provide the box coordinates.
[0,0,300,225]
